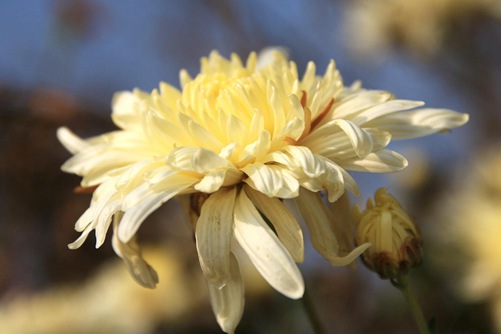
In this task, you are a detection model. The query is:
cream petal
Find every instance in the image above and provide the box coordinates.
[111,91,145,132]
[94,199,121,248]
[340,149,408,173]
[207,253,244,334]
[112,212,158,288]
[119,181,193,243]
[195,168,243,193]
[365,108,470,140]
[68,226,93,250]
[256,47,288,69]
[166,146,232,173]
[294,189,370,266]
[299,156,345,203]
[242,130,271,161]
[144,111,187,147]
[283,146,325,178]
[180,113,223,151]
[333,90,393,119]
[233,190,304,299]
[244,185,304,262]
[196,187,237,288]
[192,148,234,173]
[57,127,89,154]
[352,100,425,125]
[242,163,299,198]
[301,61,316,91]
[74,205,95,232]
[330,119,374,158]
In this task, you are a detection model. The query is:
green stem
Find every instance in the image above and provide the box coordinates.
[301,285,325,334]
[394,276,431,334]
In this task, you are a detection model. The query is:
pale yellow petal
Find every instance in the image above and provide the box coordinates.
[244,185,304,262]
[57,127,89,154]
[365,108,470,140]
[294,188,370,266]
[340,149,408,173]
[196,187,237,288]
[111,91,145,132]
[112,212,158,288]
[242,163,299,198]
[233,190,304,299]
[207,253,244,334]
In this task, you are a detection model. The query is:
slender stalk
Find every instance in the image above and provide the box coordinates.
[394,276,431,334]
[301,285,325,334]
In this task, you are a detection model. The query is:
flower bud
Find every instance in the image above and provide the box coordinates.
[354,188,423,279]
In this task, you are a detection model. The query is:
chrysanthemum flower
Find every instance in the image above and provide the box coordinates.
[58,50,468,333]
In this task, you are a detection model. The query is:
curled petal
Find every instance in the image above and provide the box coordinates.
[233,189,304,299]
[194,168,243,193]
[242,163,299,198]
[57,127,89,154]
[283,145,325,178]
[294,188,370,266]
[207,253,244,334]
[196,187,237,288]
[112,212,158,288]
[330,119,374,158]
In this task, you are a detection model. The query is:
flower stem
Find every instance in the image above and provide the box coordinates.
[394,276,431,334]
[301,285,325,334]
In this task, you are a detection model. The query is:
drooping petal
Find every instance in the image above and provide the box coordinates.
[119,177,196,243]
[294,188,370,266]
[244,185,304,262]
[207,253,244,334]
[112,212,158,288]
[233,189,304,299]
[196,187,237,288]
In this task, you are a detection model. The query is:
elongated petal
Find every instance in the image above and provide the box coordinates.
[366,108,469,140]
[112,212,158,288]
[244,185,304,262]
[294,188,370,266]
[207,253,244,334]
[352,100,425,125]
[333,90,393,119]
[233,190,304,299]
[196,187,237,288]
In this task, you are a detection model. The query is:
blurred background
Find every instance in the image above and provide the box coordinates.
[0,0,499,333]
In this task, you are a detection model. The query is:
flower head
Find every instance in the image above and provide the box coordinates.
[354,188,423,279]
[58,49,468,333]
